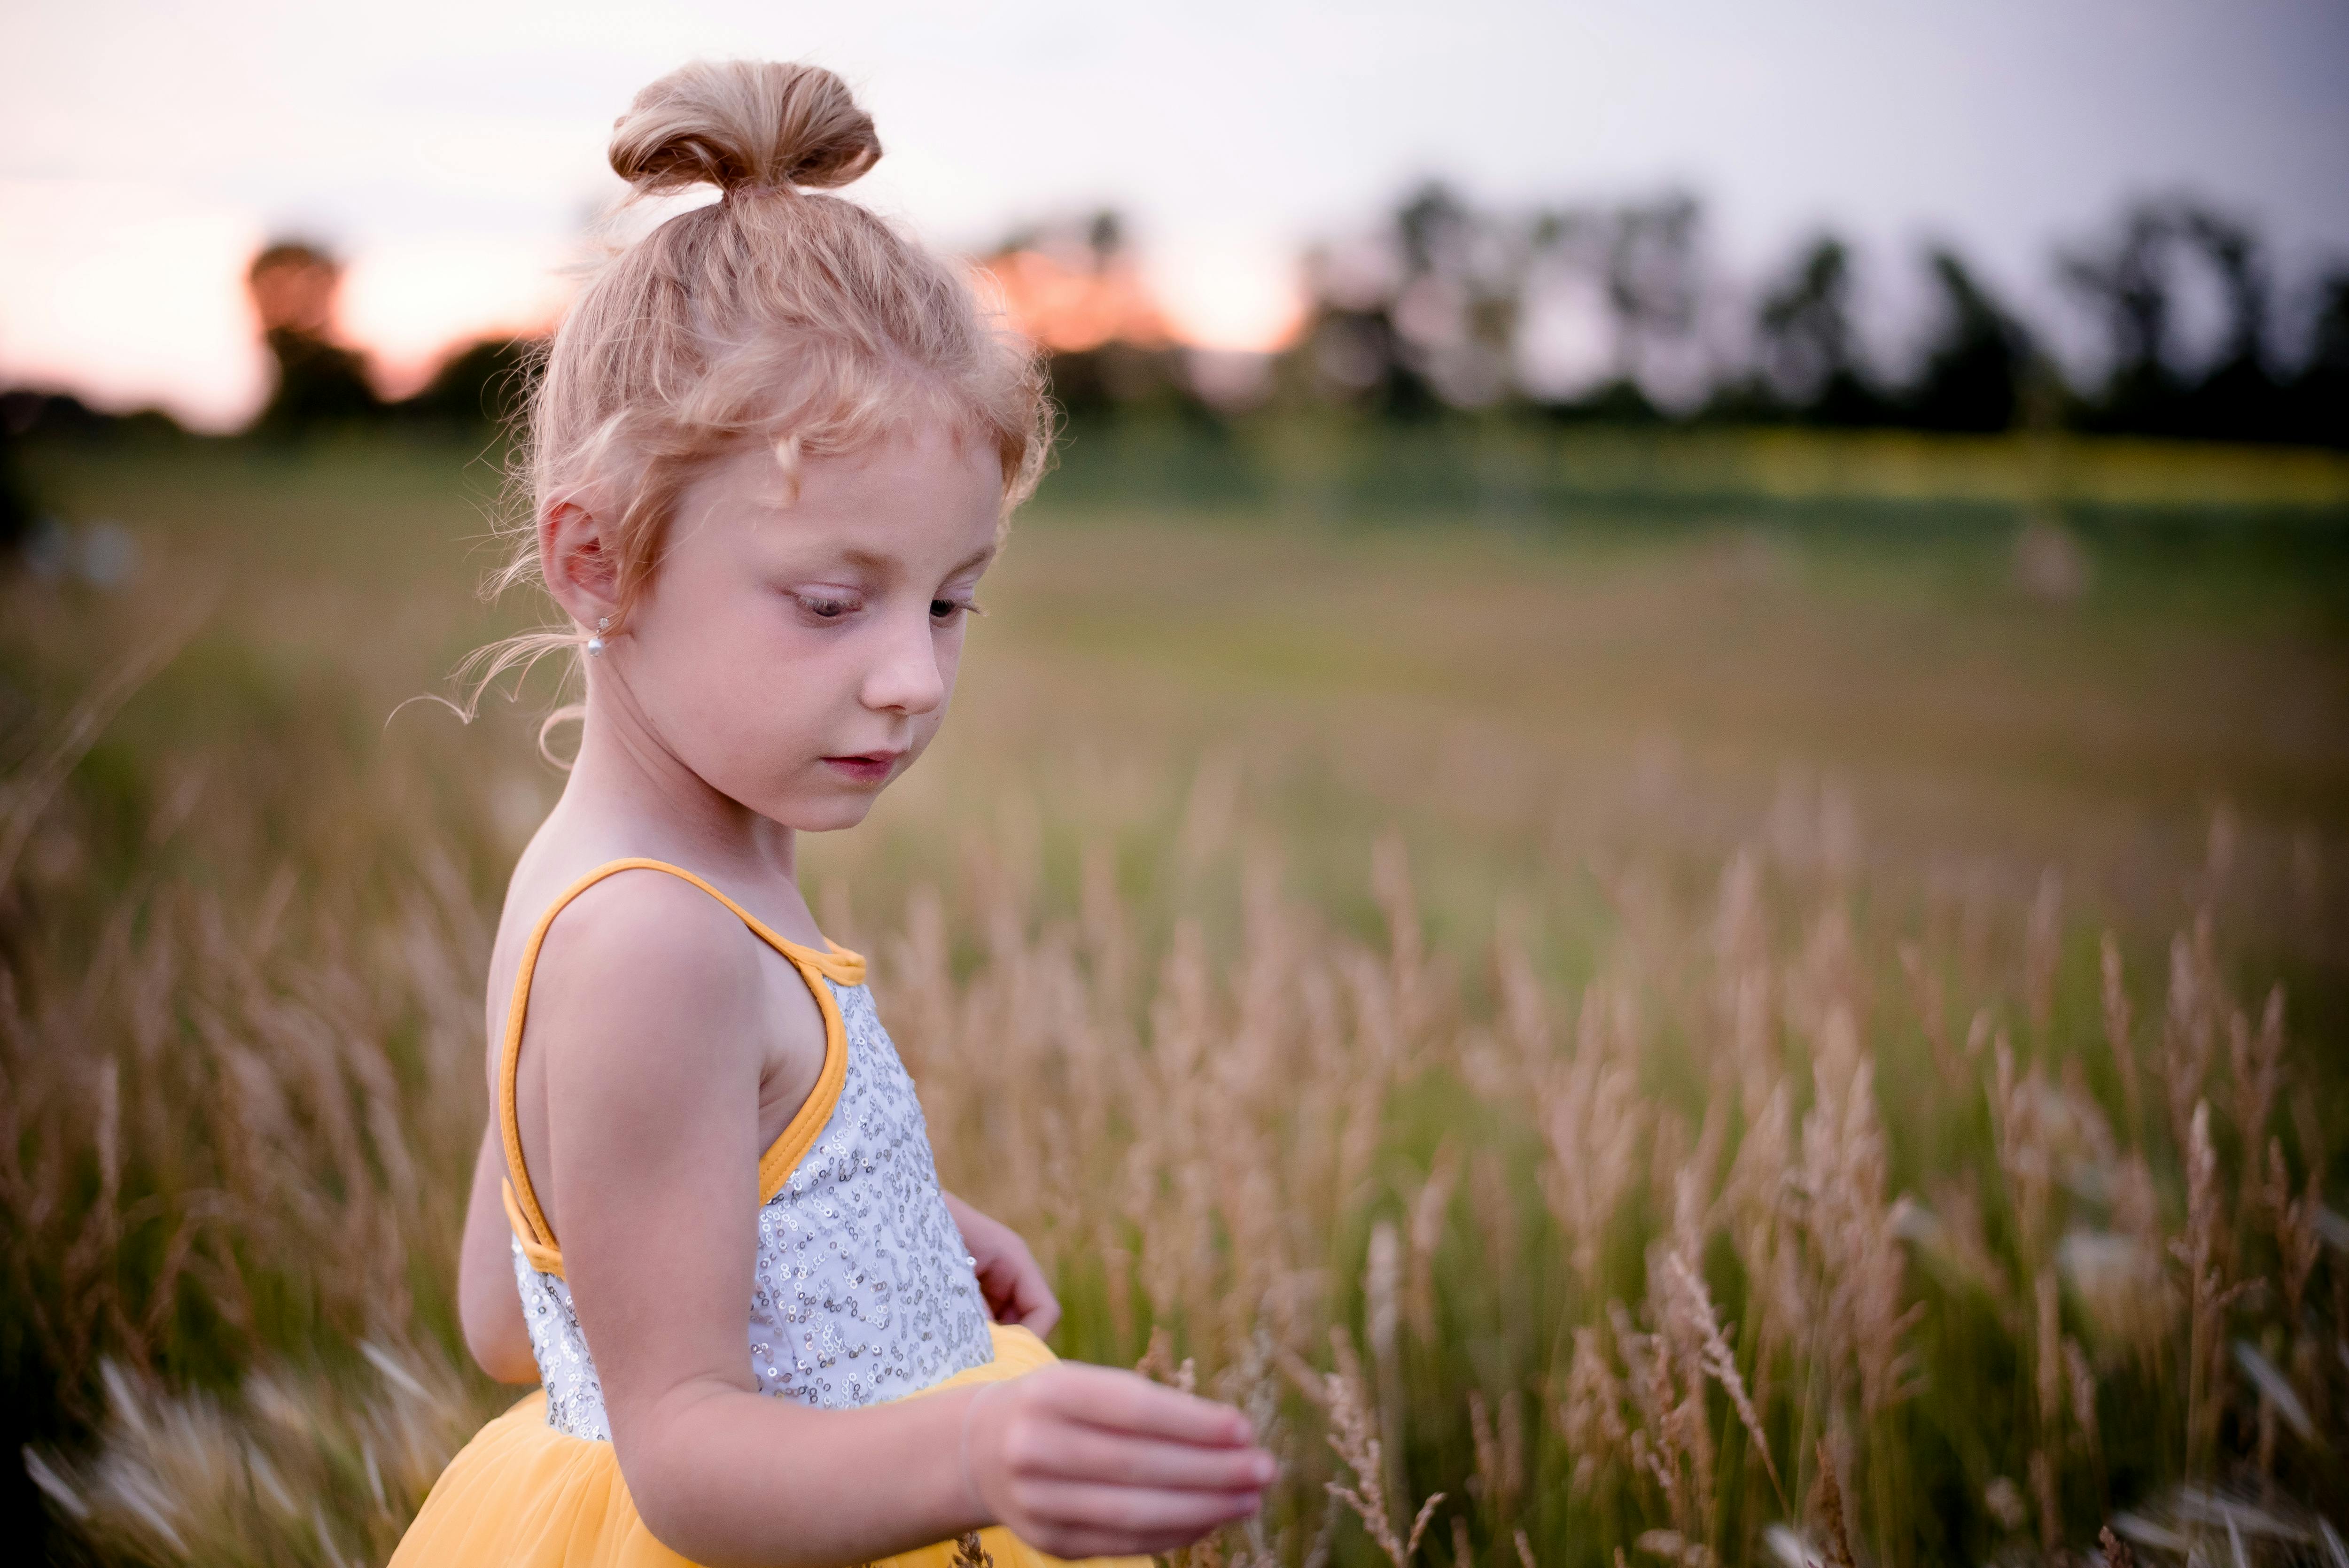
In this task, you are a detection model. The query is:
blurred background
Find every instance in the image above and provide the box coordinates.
[5,4,2349,1566]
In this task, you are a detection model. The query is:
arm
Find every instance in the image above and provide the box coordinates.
[458,1118,539,1384]
[538,878,1271,1568]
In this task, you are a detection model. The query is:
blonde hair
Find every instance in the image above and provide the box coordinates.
[463,60,1051,735]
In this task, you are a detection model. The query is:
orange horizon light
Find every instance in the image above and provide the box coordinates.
[982,248,1175,356]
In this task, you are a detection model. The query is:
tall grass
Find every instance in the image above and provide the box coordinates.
[5,438,2346,1566]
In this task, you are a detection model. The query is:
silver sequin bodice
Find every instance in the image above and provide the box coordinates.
[513,978,996,1441]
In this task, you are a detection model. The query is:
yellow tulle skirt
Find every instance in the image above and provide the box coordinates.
[391,1325,1141,1568]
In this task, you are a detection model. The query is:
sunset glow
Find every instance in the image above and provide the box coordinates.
[3,0,2343,430]
[0,180,270,429]
[1145,237,1307,355]
[0,183,579,427]
[338,237,576,398]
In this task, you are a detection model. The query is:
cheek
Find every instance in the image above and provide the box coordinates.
[906,633,967,745]
[934,629,967,691]
[634,579,834,745]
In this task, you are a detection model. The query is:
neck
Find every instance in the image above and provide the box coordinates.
[555,661,797,886]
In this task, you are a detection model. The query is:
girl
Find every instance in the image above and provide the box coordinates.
[393,60,1273,1568]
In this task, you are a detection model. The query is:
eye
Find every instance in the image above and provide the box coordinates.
[930,598,983,624]
[794,593,858,621]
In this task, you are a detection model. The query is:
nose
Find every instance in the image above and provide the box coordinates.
[860,601,947,717]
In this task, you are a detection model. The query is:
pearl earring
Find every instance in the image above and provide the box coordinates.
[586,615,611,657]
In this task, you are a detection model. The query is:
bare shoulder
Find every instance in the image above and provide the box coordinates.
[504,866,786,1238]
[529,868,767,1035]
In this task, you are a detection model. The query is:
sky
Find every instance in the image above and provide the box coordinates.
[3,0,2346,428]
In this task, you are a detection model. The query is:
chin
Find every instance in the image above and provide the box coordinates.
[775,793,880,834]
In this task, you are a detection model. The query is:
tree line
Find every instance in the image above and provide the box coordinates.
[5,192,2344,459]
[1045,187,2349,448]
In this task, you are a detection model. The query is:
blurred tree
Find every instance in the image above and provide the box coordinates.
[246,240,380,441]
[1291,181,1518,419]
[1294,272,1440,419]
[0,402,33,558]
[983,210,1195,423]
[1598,194,1706,401]
[1904,248,2032,432]
[2058,198,2289,440]
[1750,234,1890,425]
[2287,270,2349,446]
[2175,207,2286,441]
[1294,273,1425,416]
[398,336,541,431]
[1002,186,2348,447]
[1289,185,1720,421]
[1390,182,1523,410]
[2061,204,2179,432]
[0,390,185,444]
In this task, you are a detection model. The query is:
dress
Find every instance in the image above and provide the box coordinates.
[390,859,1131,1568]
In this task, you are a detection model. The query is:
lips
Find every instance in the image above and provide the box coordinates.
[821,752,901,785]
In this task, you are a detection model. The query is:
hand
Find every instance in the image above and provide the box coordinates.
[964,1364,1273,1558]
[944,1194,1060,1338]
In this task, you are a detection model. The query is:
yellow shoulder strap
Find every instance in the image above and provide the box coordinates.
[497,857,866,1279]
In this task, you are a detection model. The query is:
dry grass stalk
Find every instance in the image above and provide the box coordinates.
[1559,1325,1631,1496]
[2162,916,2220,1158]
[0,605,209,887]
[1896,939,1961,1094]
[1810,1442,1856,1568]
[1792,1006,1921,1423]
[2230,987,2286,1233]
[27,1343,486,1568]
[1610,1289,1719,1544]
[2064,1335,2100,1457]
[1322,1329,1445,1568]
[2024,868,2062,1035]
[2030,1445,2061,1554]
[1137,1325,1200,1394]
[1633,1529,1716,1568]
[1536,985,1649,1294]
[2168,1100,2255,1480]
[1659,1249,1786,1514]
[1406,1146,1461,1347]
[2264,1140,2322,1335]
[2100,931,2143,1138]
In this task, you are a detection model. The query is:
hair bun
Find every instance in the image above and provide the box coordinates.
[610,61,880,197]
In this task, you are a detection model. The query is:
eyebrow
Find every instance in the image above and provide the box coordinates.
[829,544,996,577]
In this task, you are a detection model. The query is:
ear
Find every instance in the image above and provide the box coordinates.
[540,499,621,629]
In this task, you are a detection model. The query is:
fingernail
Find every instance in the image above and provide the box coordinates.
[1253,1455,1276,1483]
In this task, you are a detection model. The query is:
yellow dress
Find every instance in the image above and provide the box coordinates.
[391,859,1137,1568]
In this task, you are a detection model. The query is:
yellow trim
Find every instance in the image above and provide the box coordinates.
[502,1179,565,1277]
[496,858,865,1279]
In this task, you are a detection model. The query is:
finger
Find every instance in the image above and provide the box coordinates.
[1031,1366,1256,1445]
[1007,1425,1276,1490]
[974,1265,1024,1321]
[979,1255,1027,1295]
[1013,1478,1262,1538]
[1012,1274,1060,1335]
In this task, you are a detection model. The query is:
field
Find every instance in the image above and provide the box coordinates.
[4,427,2348,1567]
